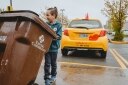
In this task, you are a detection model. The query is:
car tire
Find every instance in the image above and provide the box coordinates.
[61,49,68,56]
[100,50,107,58]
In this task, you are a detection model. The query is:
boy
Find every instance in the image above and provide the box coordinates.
[44,7,62,85]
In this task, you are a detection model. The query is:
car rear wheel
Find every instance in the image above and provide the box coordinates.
[61,49,68,56]
[100,50,107,58]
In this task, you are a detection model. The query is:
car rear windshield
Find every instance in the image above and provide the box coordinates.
[68,20,102,29]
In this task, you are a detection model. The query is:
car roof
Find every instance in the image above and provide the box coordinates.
[71,18,100,21]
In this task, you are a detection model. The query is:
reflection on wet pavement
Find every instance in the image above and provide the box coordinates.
[35,62,128,85]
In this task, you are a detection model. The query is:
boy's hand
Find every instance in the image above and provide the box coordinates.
[53,35,60,40]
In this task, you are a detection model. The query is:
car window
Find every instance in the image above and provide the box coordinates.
[68,20,102,29]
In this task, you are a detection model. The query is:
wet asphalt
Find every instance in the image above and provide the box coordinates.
[35,35,128,85]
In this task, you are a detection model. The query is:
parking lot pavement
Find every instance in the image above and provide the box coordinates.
[35,62,128,85]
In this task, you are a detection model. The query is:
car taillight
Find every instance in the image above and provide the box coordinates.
[64,29,69,36]
[89,34,99,40]
[99,30,106,37]
[89,30,106,40]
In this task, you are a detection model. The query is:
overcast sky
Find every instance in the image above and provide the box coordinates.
[0,0,108,25]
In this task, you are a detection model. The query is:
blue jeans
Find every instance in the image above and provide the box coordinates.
[44,52,58,80]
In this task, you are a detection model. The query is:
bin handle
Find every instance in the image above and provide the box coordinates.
[16,37,31,45]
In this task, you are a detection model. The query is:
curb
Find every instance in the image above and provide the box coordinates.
[109,39,128,44]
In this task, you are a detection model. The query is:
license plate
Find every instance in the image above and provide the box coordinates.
[76,42,89,47]
[80,34,87,38]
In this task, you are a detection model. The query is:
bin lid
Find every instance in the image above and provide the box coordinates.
[0,10,57,39]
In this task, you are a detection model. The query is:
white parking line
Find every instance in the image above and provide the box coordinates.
[59,62,121,69]
[113,49,128,66]
[58,48,128,69]
[109,48,127,69]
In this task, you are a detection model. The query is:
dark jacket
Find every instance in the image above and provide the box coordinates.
[46,20,62,52]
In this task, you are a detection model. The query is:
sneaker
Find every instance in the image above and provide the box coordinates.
[32,83,39,85]
[50,76,56,83]
[45,79,51,85]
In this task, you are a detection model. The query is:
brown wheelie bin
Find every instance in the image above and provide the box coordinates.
[0,10,57,85]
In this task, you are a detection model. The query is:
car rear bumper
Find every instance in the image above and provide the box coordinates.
[61,47,104,51]
[61,40,108,51]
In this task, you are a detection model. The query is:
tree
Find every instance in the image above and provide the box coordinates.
[0,8,4,13]
[0,8,2,13]
[57,12,69,26]
[102,0,128,41]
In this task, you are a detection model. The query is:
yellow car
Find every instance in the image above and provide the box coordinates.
[61,18,108,58]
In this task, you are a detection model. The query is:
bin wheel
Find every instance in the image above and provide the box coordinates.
[27,79,38,85]
[32,83,39,85]
[61,49,68,56]
[100,50,107,58]
[28,82,38,85]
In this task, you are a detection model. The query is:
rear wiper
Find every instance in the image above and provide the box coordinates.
[74,26,89,29]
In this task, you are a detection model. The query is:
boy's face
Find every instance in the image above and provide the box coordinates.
[46,10,55,23]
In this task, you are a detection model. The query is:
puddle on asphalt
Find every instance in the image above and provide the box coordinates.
[57,63,128,85]
[35,62,128,85]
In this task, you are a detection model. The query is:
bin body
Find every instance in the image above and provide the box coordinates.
[0,10,57,85]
